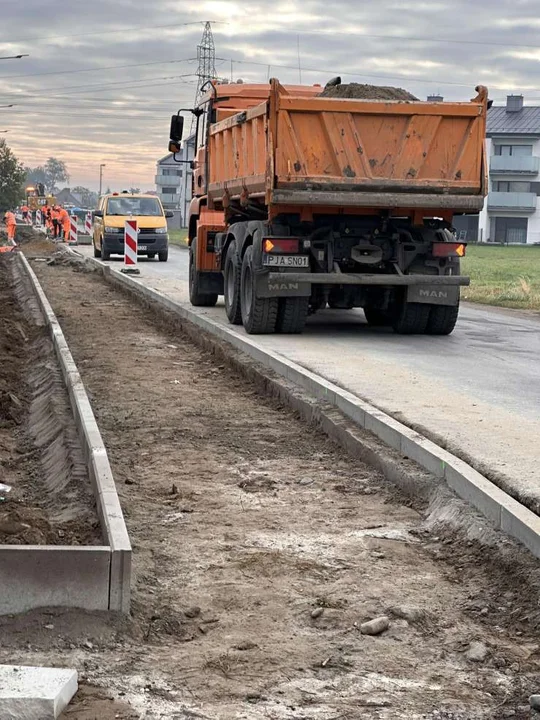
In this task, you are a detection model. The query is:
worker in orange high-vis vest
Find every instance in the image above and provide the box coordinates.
[3,211,17,242]
[59,207,71,242]
[44,206,53,235]
[51,205,61,240]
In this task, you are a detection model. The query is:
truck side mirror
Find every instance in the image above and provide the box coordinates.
[170,114,184,144]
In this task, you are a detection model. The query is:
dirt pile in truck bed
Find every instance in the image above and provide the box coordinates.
[320,82,418,101]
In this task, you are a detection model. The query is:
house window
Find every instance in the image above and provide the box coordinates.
[494,144,533,156]
[493,217,528,244]
[494,181,531,192]
[162,168,182,177]
[162,187,178,195]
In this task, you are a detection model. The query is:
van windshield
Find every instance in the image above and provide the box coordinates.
[106,197,162,217]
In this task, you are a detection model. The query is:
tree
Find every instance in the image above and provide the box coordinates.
[72,186,98,208]
[0,140,26,211]
[43,157,69,193]
[25,165,47,186]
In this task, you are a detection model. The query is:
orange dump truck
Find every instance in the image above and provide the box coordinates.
[169,79,488,335]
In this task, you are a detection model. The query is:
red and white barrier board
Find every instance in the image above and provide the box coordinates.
[70,216,78,245]
[124,219,138,271]
[85,212,92,235]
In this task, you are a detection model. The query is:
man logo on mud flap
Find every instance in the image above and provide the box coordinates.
[419,289,448,299]
[269,282,299,292]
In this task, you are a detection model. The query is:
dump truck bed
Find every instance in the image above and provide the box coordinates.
[207,80,487,213]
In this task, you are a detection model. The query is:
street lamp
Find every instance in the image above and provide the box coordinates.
[99,164,106,196]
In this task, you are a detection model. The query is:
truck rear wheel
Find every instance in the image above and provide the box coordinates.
[224,241,243,325]
[391,301,431,335]
[189,238,218,307]
[277,297,309,334]
[240,245,278,334]
[426,302,460,335]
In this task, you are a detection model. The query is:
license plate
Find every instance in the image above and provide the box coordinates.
[263,254,309,268]
[138,245,148,251]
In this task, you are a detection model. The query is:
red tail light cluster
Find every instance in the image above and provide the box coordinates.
[263,238,300,253]
[432,242,466,258]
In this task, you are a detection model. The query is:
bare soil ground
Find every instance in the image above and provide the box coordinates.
[320,83,418,101]
[0,252,99,545]
[3,238,540,718]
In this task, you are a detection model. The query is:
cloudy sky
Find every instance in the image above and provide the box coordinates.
[1,0,540,191]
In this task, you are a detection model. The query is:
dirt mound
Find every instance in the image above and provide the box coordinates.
[320,82,418,101]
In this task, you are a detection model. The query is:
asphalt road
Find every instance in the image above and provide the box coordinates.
[80,245,540,508]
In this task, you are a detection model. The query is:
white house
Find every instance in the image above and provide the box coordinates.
[155,133,196,226]
[155,153,183,210]
[478,95,540,244]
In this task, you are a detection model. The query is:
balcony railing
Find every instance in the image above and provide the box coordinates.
[487,191,537,212]
[489,155,540,175]
[155,174,182,185]
[158,193,180,203]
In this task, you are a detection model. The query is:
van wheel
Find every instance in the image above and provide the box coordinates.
[101,239,110,261]
[277,297,309,333]
[240,245,278,334]
[158,250,168,262]
[189,239,218,307]
[426,302,460,335]
[391,300,431,334]
[93,243,101,259]
[224,241,243,325]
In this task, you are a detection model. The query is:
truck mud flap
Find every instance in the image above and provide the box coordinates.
[255,274,311,298]
[407,284,460,306]
[199,272,224,295]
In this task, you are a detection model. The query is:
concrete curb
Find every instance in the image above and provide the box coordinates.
[90,257,540,562]
[0,255,132,614]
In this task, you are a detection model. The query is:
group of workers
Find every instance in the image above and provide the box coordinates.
[2,205,75,245]
[41,205,74,241]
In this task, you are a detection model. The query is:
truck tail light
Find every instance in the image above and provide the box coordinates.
[432,242,466,258]
[263,238,299,253]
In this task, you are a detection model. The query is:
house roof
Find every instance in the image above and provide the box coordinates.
[487,106,540,136]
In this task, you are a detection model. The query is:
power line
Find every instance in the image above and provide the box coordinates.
[1,21,218,46]
[0,73,196,98]
[0,57,194,81]
[212,54,538,92]
[294,28,540,52]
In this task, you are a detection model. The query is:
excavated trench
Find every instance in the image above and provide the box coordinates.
[0,254,100,545]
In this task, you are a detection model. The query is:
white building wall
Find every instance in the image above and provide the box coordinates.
[478,138,491,242]
[155,154,183,209]
[178,135,195,227]
[479,136,540,244]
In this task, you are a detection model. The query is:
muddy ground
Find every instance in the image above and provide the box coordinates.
[0,253,99,545]
[0,238,533,719]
